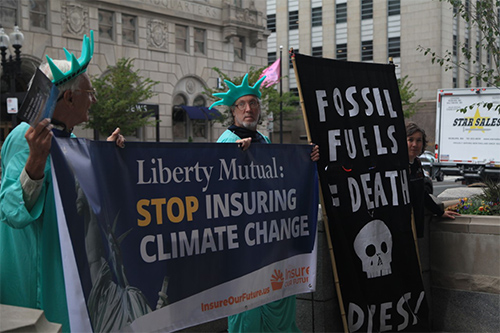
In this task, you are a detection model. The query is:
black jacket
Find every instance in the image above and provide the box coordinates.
[409,157,443,238]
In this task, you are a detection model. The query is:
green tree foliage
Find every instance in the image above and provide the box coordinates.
[86,58,159,136]
[204,66,299,126]
[418,0,500,112]
[398,75,423,118]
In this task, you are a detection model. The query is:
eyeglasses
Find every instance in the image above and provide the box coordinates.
[76,88,97,98]
[56,88,97,102]
[234,99,259,111]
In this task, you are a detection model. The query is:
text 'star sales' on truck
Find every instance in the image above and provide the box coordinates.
[435,88,500,184]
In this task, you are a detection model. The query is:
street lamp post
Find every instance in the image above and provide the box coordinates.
[0,24,24,129]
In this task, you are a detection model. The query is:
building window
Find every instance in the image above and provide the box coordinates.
[312,7,322,27]
[234,36,244,60]
[336,3,347,24]
[173,95,187,140]
[191,119,206,138]
[173,107,187,140]
[453,34,457,56]
[193,95,206,107]
[29,0,48,30]
[99,10,115,41]
[192,95,207,139]
[388,37,400,57]
[268,52,277,64]
[312,46,322,57]
[0,0,18,28]
[336,43,347,60]
[290,88,299,101]
[122,14,136,44]
[176,25,188,52]
[361,40,373,61]
[194,28,205,54]
[289,10,299,30]
[361,0,373,20]
[267,13,276,32]
[388,0,400,16]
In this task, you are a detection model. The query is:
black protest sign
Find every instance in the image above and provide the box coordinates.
[294,53,429,332]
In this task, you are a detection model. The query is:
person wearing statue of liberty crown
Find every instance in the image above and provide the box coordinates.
[210,74,319,332]
[211,73,319,160]
[0,30,124,332]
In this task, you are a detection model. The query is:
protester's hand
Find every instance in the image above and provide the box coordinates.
[107,127,125,148]
[310,144,319,162]
[24,118,53,180]
[442,210,461,219]
[236,137,252,151]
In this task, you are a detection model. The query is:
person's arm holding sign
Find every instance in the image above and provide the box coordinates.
[310,143,319,162]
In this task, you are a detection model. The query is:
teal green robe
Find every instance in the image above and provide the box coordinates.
[0,122,70,331]
[217,129,272,144]
[217,127,300,333]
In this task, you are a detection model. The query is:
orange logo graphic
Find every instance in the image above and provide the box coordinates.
[270,269,284,291]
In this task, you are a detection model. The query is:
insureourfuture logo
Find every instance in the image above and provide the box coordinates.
[201,266,312,313]
[271,269,284,290]
[270,266,310,291]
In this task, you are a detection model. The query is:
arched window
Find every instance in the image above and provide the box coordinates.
[172,76,220,142]
[193,95,205,107]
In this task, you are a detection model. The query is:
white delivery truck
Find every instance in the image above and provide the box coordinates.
[434,88,500,184]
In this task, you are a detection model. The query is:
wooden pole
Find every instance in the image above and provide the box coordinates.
[411,209,423,275]
[290,49,349,333]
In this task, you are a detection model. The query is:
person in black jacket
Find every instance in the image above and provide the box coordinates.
[406,122,459,238]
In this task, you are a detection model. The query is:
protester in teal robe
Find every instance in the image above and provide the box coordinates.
[210,73,319,332]
[0,122,70,329]
[0,31,124,332]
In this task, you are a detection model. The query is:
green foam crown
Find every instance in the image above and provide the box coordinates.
[209,73,266,109]
[46,30,94,86]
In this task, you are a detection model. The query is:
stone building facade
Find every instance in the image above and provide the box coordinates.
[0,0,269,144]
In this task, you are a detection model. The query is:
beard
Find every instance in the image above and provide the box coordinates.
[241,119,259,131]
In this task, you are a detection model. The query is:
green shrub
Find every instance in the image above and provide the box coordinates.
[476,180,500,204]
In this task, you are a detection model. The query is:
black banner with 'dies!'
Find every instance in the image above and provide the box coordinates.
[294,53,430,332]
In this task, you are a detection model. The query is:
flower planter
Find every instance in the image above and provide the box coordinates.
[429,214,500,332]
